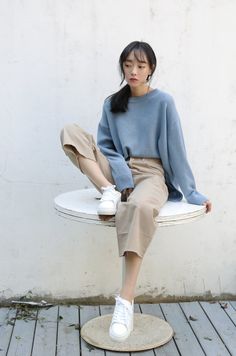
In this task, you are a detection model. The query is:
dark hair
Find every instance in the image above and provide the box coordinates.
[110,41,157,113]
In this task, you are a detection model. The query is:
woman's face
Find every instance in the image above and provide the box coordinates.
[123,50,152,89]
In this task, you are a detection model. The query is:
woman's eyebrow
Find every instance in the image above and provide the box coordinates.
[125,59,147,64]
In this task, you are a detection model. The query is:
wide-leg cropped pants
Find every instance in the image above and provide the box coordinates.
[60,124,169,258]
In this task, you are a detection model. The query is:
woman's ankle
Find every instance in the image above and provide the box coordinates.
[119,292,134,303]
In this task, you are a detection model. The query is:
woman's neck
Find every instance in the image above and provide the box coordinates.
[130,85,152,97]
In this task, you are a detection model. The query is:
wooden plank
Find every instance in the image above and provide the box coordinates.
[160,303,205,356]
[132,350,154,356]
[57,305,80,356]
[229,300,236,312]
[7,306,37,356]
[131,304,154,356]
[31,305,58,356]
[140,304,180,356]
[80,305,105,356]
[1,301,235,356]
[221,301,236,325]
[200,301,236,355]
[0,307,17,354]
[134,303,140,313]
[180,301,230,355]
[100,304,130,356]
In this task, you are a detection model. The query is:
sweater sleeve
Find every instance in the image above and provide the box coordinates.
[97,104,134,192]
[166,97,208,205]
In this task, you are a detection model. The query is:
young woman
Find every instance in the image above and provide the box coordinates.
[60,41,212,343]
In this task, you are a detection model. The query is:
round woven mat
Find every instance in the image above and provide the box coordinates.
[81,313,173,352]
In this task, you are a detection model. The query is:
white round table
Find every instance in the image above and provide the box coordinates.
[54,188,206,227]
[54,188,206,352]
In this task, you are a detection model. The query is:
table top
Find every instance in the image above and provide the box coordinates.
[54,188,206,227]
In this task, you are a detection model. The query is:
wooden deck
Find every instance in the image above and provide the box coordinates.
[0,301,236,355]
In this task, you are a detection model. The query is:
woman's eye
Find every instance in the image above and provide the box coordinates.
[124,64,131,68]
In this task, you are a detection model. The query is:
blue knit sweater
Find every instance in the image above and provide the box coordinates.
[97,88,207,205]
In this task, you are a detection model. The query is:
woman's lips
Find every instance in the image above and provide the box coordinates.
[129,78,138,82]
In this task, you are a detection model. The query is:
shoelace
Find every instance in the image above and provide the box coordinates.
[100,186,117,201]
[112,300,130,325]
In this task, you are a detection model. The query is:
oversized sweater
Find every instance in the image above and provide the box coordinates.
[97,88,208,205]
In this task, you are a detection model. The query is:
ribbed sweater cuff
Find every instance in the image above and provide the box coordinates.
[186,191,208,205]
[115,175,134,192]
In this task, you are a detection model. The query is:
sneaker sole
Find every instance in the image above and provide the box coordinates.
[109,329,132,342]
[97,208,117,215]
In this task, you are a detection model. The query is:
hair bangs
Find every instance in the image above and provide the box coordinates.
[133,48,148,64]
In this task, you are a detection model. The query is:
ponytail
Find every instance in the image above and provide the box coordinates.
[110,85,131,113]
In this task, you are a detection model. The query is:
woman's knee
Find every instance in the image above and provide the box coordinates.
[60,124,81,159]
[60,123,91,151]
[60,123,82,140]
[60,123,74,145]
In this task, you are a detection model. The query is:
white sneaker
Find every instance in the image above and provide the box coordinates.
[109,296,134,342]
[97,185,121,215]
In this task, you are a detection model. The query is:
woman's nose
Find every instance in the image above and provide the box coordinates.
[131,66,137,75]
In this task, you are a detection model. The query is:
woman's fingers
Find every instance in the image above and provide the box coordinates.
[204,200,212,213]
[121,188,134,202]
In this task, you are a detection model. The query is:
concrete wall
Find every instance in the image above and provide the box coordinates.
[0,0,236,303]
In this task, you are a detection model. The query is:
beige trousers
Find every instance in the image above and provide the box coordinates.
[60,124,168,258]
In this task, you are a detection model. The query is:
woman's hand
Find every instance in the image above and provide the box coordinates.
[203,200,212,213]
[121,188,134,202]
